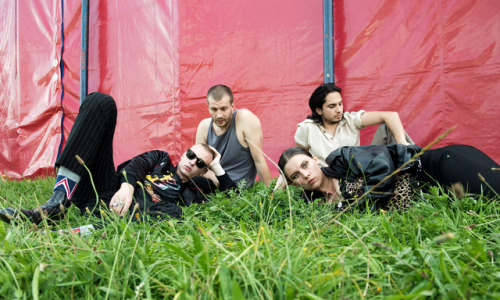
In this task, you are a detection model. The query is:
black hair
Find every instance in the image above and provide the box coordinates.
[307,83,342,123]
[278,146,313,180]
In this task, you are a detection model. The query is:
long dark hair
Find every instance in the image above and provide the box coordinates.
[278,147,313,180]
[307,83,342,123]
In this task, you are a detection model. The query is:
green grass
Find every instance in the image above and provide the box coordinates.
[1,176,500,299]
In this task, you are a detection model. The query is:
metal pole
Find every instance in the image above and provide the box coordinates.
[323,0,334,83]
[80,0,89,103]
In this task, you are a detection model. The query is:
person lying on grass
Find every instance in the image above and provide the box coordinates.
[278,144,500,211]
[0,92,236,225]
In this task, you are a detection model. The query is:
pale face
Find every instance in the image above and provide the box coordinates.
[207,95,234,130]
[315,91,343,125]
[283,154,323,190]
[177,144,213,181]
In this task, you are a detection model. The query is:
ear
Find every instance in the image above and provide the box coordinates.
[315,107,322,116]
[312,155,319,164]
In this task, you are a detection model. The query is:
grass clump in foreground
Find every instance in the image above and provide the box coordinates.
[0,176,499,299]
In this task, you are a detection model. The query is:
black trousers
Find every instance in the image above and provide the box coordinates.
[54,92,190,220]
[420,145,500,197]
[55,92,119,212]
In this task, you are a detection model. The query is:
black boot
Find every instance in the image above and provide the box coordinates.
[0,190,70,225]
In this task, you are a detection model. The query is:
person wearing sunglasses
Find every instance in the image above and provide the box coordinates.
[0,92,236,225]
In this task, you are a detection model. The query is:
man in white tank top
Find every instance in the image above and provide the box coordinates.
[196,85,272,187]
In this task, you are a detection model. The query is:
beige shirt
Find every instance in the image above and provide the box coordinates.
[294,111,365,167]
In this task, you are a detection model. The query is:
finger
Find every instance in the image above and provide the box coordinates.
[111,199,126,215]
[119,203,131,217]
[109,197,116,210]
[119,203,127,216]
[110,195,120,209]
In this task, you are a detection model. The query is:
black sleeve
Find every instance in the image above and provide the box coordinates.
[325,144,423,205]
[325,145,396,203]
[216,173,237,191]
[188,173,236,194]
[182,174,236,205]
[117,150,172,189]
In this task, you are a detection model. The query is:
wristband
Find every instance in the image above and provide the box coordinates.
[210,163,225,176]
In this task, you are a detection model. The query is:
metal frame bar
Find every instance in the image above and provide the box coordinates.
[80,0,89,103]
[323,0,334,83]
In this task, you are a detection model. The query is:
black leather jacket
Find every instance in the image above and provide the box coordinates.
[117,150,236,208]
[305,144,422,211]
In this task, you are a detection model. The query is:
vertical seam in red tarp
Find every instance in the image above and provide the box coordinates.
[56,0,66,166]
[438,0,450,136]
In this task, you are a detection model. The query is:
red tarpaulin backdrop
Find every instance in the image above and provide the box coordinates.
[1,0,499,179]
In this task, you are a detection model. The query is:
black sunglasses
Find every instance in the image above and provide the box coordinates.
[186,149,207,169]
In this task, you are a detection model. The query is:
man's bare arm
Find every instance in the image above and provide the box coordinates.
[360,111,409,145]
[239,110,272,186]
[195,118,211,144]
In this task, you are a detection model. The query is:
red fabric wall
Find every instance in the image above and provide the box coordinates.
[176,0,323,173]
[1,0,499,178]
[335,0,500,160]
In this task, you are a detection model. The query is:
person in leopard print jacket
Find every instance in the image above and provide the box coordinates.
[278,144,499,211]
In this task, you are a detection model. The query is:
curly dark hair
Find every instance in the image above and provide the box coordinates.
[307,83,342,123]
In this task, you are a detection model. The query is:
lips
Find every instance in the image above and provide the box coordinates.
[308,178,315,185]
[185,165,192,172]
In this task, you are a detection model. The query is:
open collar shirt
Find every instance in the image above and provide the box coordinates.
[294,111,365,167]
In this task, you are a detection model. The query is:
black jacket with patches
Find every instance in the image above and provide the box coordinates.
[117,150,236,219]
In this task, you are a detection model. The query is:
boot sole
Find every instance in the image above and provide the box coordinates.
[0,212,14,224]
